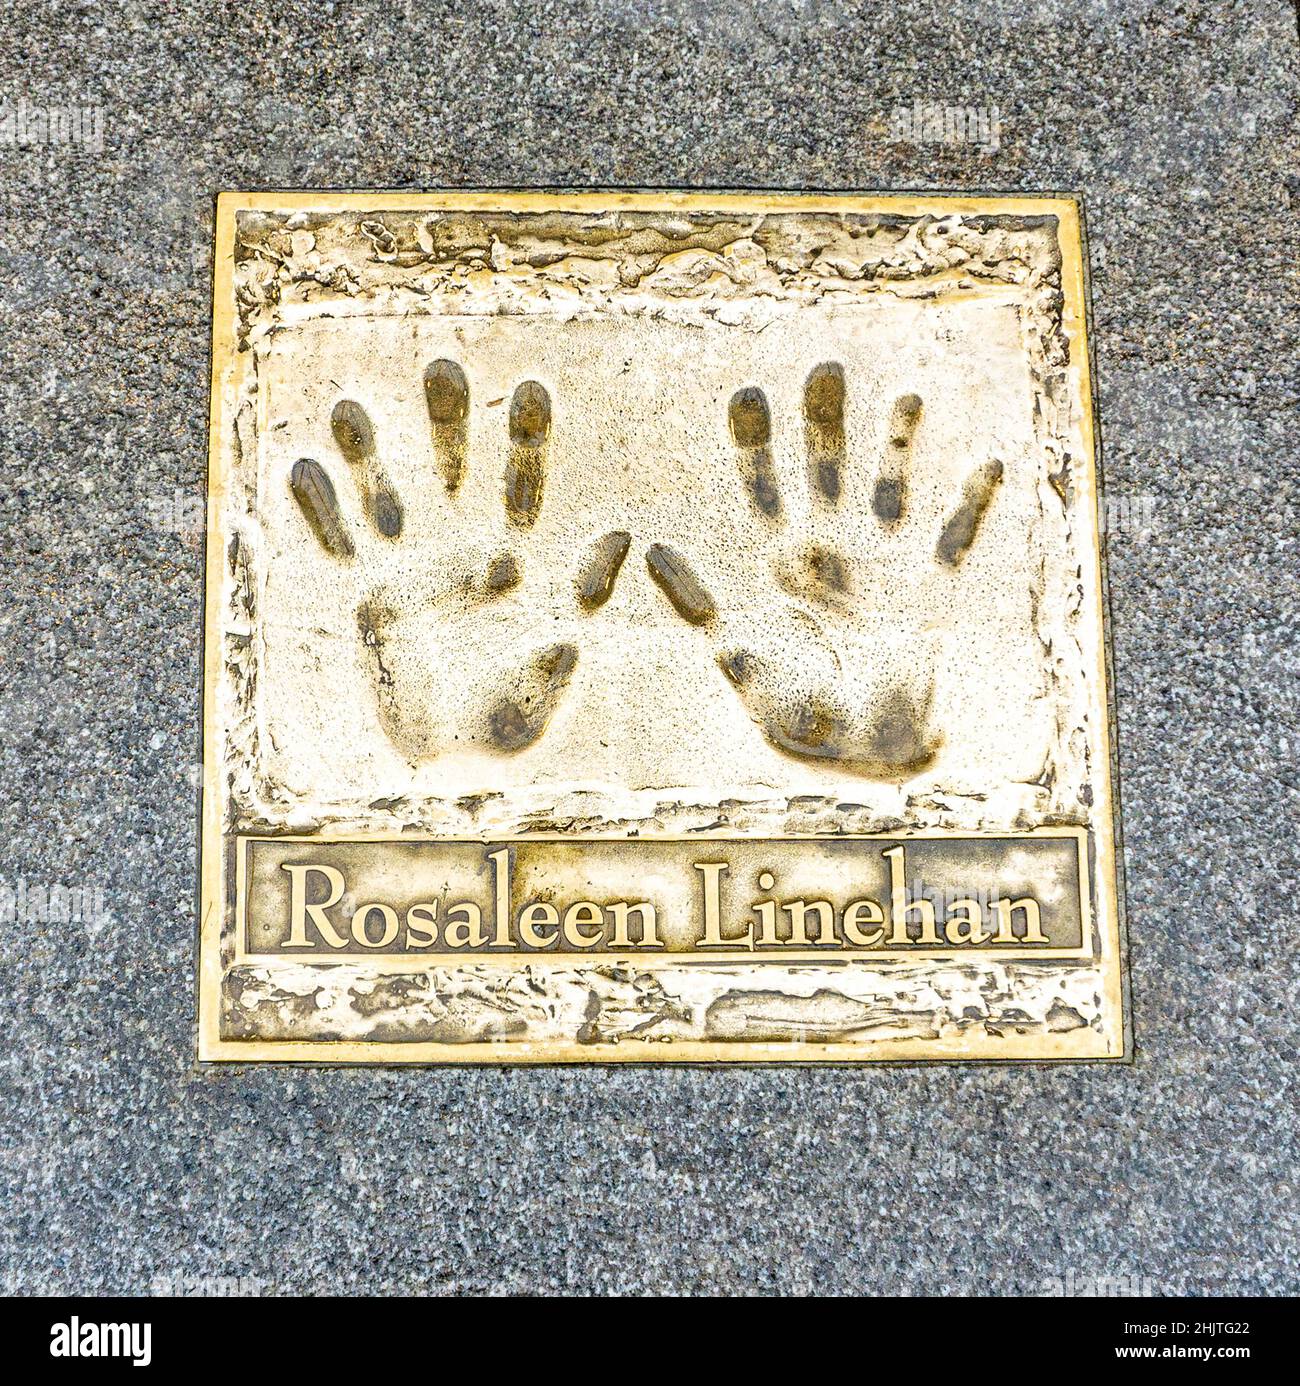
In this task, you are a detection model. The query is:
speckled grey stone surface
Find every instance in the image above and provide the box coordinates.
[1,0,1296,1296]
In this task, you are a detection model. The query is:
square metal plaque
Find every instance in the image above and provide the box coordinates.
[200,191,1127,1062]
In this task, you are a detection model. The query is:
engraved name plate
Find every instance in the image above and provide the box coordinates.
[200,191,1127,1062]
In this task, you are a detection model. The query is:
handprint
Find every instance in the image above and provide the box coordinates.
[644,365,1004,778]
[290,362,630,761]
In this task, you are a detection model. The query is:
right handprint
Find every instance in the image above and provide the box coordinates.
[645,363,1004,779]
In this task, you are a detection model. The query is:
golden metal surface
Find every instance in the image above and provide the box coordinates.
[199,191,1126,1063]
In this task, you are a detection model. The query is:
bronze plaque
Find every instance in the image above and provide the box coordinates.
[199,191,1127,1062]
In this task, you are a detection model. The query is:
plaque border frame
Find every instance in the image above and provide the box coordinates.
[198,189,1129,1065]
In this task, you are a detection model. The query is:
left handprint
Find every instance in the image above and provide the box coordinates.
[290,361,630,761]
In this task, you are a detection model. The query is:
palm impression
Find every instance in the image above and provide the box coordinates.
[289,361,630,763]
[644,364,1004,778]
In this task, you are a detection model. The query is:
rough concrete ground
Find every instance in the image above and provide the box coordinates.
[0,1,1297,1294]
